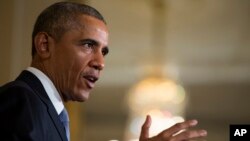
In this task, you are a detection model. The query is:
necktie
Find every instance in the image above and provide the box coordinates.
[59,108,70,141]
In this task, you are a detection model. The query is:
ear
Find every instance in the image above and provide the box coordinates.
[34,32,51,59]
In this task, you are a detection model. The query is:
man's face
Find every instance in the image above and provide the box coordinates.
[49,15,109,102]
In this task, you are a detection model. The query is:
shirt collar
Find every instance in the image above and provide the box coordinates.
[26,67,64,115]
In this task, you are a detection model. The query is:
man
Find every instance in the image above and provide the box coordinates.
[0,2,207,141]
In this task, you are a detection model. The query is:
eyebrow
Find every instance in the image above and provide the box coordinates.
[79,38,98,46]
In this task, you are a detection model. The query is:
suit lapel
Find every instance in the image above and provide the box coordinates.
[16,71,68,141]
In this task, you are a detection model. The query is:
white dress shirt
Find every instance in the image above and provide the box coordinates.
[27,67,64,115]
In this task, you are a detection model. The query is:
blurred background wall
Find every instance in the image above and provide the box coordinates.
[0,0,250,141]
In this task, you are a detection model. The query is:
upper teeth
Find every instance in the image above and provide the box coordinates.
[83,75,97,82]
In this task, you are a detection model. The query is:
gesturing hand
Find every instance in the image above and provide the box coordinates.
[139,115,207,141]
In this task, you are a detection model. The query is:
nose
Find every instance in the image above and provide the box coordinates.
[89,51,105,71]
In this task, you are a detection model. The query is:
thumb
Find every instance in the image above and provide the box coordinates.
[139,115,151,141]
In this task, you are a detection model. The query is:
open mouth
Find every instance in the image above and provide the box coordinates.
[83,75,98,89]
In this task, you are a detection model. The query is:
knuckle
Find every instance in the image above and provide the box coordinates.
[175,123,184,129]
[183,131,193,138]
[157,133,170,141]
[141,125,147,130]
[169,138,174,141]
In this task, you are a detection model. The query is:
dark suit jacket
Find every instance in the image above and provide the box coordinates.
[0,71,68,141]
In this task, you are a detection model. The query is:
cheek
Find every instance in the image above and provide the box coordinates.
[74,52,91,70]
[57,50,86,74]
[61,54,91,101]
[58,49,90,84]
[69,54,90,83]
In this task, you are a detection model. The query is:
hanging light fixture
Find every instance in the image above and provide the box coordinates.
[124,1,188,140]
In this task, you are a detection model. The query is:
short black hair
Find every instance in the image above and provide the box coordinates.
[31,2,106,58]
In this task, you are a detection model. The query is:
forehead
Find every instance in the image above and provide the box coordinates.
[56,14,109,47]
[69,15,109,43]
[74,15,108,34]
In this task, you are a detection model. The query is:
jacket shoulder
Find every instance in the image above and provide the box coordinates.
[1,80,32,92]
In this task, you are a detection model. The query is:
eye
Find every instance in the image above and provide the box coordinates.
[82,42,94,49]
[79,41,95,54]
[102,47,109,56]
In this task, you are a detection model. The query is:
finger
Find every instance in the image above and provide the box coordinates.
[160,119,198,137]
[139,115,152,141]
[171,129,207,141]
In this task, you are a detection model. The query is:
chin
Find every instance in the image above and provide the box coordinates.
[73,91,90,102]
